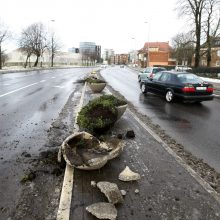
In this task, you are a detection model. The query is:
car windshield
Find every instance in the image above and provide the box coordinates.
[152,68,166,73]
[177,73,203,84]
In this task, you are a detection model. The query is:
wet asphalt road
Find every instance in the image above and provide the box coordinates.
[0,68,92,218]
[101,66,220,173]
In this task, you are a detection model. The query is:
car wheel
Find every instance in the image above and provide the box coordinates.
[141,83,147,94]
[165,90,174,102]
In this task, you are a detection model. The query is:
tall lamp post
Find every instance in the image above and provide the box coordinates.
[50,19,55,67]
[144,21,150,67]
[131,37,135,65]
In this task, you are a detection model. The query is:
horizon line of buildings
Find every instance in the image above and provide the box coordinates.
[3,38,220,67]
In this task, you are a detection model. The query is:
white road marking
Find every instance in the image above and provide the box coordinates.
[56,82,87,220]
[0,82,39,98]
[51,77,56,79]
[4,84,10,86]
[40,80,46,82]
[53,86,64,89]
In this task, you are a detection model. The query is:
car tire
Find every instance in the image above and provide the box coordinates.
[141,83,147,94]
[165,90,174,103]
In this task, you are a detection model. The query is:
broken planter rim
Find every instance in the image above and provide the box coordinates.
[88,82,107,93]
[61,132,125,170]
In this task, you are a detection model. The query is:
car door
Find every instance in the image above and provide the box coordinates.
[147,71,163,94]
[157,73,173,95]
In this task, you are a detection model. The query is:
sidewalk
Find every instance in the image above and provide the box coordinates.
[69,87,220,219]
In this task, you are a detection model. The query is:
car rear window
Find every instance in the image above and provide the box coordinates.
[152,68,166,73]
[177,74,203,83]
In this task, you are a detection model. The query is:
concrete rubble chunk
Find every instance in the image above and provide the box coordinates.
[91,180,96,187]
[97,181,123,204]
[120,190,127,196]
[119,166,141,181]
[86,202,117,220]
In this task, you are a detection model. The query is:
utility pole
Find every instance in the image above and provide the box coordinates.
[144,21,150,67]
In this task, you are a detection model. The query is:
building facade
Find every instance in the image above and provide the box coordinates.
[138,42,176,67]
[197,37,220,67]
[79,42,101,64]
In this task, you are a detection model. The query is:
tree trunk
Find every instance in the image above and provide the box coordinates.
[24,54,30,68]
[34,55,39,67]
[0,44,2,70]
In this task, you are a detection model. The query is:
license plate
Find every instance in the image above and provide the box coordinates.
[196,87,206,90]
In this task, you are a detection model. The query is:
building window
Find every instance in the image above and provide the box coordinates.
[217,50,220,57]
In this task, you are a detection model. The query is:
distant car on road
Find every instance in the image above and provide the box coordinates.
[140,71,214,103]
[101,64,108,68]
[120,65,125,68]
[175,65,192,72]
[138,67,166,82]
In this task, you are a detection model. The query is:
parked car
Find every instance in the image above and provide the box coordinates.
[175,65,192,72]
[140,71,214,103]
[120,65,124,68]
[138,67,166,82]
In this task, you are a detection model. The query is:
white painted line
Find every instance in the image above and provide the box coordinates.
[53,86,64,89]
[51,77,56,79]
[57,82,87,220]
[40,80,46,82]
[56,165,74,220]
[4,84,10,86]
[0,82,39,98]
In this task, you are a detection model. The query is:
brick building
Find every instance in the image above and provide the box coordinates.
[138,42,176,67]
[111,54,129,65]
[195,37,220,67]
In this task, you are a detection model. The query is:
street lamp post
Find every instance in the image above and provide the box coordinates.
[144,21,150,67]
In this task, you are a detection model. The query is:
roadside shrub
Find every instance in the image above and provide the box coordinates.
[77,97,117,134]
[191,67,220,78]
[98,95,127,106]
[86,77,106,83]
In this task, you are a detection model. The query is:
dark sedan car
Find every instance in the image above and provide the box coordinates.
[140,71,214,103]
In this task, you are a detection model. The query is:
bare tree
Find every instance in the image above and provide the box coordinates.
[203,0,220,66]
[48,33,61,67]
[177,0,207,67]
[172,32,194,66]
[0,20,10,69]
[19,23,48,67]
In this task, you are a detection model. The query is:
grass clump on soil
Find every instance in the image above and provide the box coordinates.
[77,96,117,134]
[98,95,127,106]
[86,77,106,84]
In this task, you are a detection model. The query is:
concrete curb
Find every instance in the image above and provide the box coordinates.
[0,66,97,74]
[56,82,87,220]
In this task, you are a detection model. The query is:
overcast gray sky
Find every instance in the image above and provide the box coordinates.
[1,0,187,53]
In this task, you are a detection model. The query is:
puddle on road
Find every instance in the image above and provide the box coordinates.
[159,116,191,128]
[39,102,48,111]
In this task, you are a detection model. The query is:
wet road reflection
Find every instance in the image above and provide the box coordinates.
[101,67,220,172]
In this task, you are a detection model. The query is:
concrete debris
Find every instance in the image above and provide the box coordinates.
[91,181,96,187]
[120,190,127,196]
[97,181,123,204]
[119,166,140,182]
[135,189,139,194]
[126,130,135,138]
[86,202,117,220]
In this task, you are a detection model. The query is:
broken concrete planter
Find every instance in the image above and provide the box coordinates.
[61,132,124,170]
[88,82,106,93]
[116,104,127,120]
[61,132,109,170]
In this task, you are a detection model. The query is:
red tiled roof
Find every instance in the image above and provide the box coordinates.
[143,42,172,52]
